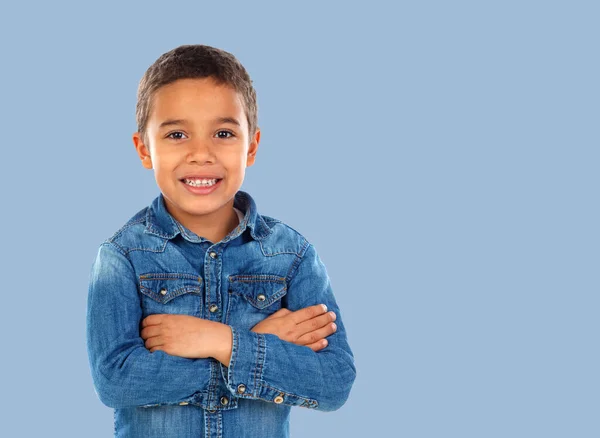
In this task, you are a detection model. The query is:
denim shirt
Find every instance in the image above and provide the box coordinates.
[86,190,356,437]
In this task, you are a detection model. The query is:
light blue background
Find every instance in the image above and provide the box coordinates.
[1,1,597,437]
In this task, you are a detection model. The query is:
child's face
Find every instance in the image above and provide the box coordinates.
[133,77,260,228]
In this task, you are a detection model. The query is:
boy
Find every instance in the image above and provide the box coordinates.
[86,44,356,438]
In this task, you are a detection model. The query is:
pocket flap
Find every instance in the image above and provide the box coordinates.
[139,273,203,304]
[228,274,287,309]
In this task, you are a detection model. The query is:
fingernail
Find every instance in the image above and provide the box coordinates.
[321,304,327,312]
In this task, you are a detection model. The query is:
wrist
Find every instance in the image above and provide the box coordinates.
[210,321,233,367]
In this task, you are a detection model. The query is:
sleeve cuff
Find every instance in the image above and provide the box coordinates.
[219,326,266,399]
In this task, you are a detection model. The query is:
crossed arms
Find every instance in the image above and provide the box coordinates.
[86,242,356,411]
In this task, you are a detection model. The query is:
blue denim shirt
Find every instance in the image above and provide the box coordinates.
[86,190,356,437]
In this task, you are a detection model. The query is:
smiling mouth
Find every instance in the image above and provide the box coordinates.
[180,178,223,187]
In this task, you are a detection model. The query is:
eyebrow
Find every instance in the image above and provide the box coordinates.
[158,117,241,130]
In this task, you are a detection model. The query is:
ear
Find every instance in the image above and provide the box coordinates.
[246,127,261,167]
[132,132,153,169]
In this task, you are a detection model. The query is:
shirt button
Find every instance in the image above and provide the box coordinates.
[209,304,219,313]
[237,384,246,394]
[220,396,229,405]
[209,251,217,259]
[257,294,266,302]
[179,401,189,406]
[207,409,216,413]
[160,288,167,295]
[274,395,284,404]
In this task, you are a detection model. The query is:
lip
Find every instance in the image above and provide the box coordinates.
[180,174,223,181]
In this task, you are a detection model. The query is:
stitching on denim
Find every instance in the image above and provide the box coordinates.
[267,220,307,244]
[258,239,301,257]
[215,245,225,317]
[139,285,202,304]
[145,228,177,239]
[262,218,282,228]
[229,327,238,393]
[107,217,146,242]
[257,333,266,388]
[255,216,274,240]
[175,221,202,242]
[225,287,232,324]
[228,275,288,309]
[229,275,286,282]
[232,289,287,309]
[144,207,179,239]
[138,274,202,304]
[123,238,169,255]
[217,409,222,435]
[139,272,202,281]
[103,240,128,258]
[252,331,261,396]
[205,250,212,314]
[211,358,220,406]
[260,382,318,405]
[285,239,310,282]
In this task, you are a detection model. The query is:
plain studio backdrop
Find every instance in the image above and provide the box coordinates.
[0,1,598,437]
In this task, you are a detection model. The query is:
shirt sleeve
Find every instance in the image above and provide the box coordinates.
[86,242,213,409]
[218,242,357,412]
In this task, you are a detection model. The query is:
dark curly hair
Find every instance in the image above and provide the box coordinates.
[135,44,258,143]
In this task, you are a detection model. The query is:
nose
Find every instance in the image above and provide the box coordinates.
[186,138,215,164]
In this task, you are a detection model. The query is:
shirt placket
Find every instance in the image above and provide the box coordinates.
[203,244,236,438]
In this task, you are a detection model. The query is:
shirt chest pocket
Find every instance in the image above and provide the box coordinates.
[227,274,287,328]
[138,273,203,318]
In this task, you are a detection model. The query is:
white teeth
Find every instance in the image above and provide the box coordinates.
[184,178,218,187]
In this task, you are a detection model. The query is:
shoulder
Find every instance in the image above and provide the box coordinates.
[98,205,152,254]
[258,213,313,258]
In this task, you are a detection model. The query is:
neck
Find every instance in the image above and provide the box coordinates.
[165,199,240,244]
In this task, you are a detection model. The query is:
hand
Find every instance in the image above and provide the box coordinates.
[140,314,220,359]
[251,304,337,351]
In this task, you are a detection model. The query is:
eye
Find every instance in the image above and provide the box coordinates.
[166,131,187,140]
[216,130,235,139]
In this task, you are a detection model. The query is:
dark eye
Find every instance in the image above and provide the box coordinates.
[166,131,187,140]
[216,130,234,139]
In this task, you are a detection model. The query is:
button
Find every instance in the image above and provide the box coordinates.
[237,384,246,394]
[207,408,216,413]
[220,396,229,405]
[160,288,167,295]
[274,395,284,404]
[209,304,219,313]
[209,251,217,259]
[179,401,189,406]
[257,294,266,302]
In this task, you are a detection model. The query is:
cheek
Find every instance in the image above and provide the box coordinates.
[220,159,246,180]
[153,154,180,176]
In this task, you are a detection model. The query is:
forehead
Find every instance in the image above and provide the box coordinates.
[148,78,245,124]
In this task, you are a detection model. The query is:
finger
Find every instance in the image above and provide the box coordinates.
[140,325,162,340]
[295,311,336,337]
[295,321,337,346]
[305,338,328,352]
[144,335,164,351]
[289,304,328,325]
[141,314,163,328]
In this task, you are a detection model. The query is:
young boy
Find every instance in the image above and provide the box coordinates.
[86,44,356,438]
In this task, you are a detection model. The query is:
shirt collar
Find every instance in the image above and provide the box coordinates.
[143,190,272,242]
